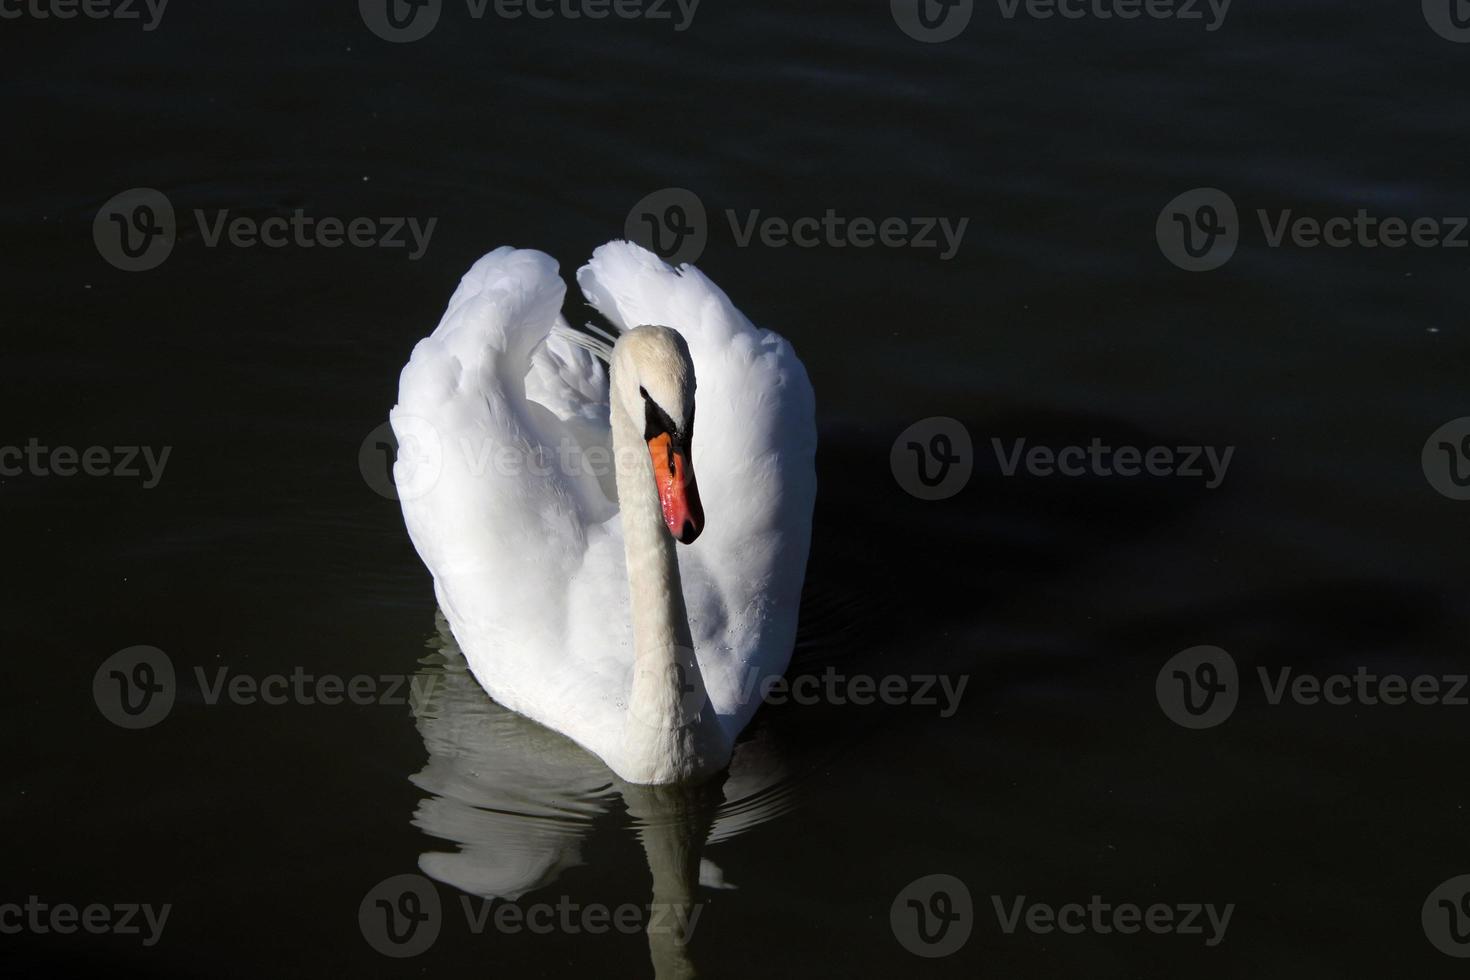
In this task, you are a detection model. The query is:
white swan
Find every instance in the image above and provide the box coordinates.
[390,241,816,784]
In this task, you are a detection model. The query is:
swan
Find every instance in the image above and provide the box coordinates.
[390,241,816,784]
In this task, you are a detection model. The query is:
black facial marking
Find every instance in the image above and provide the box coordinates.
[639,385,684,448]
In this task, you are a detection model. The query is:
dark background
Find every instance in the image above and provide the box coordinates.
[4,0,1469,976]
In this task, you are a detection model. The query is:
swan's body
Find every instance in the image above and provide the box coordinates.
[390,242,816,784]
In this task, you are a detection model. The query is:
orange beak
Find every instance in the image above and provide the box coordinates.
[647,432,704,544]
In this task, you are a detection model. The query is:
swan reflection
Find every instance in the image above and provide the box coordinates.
[404,612,795,975]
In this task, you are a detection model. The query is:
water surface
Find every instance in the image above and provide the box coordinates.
[4,1,1470,976]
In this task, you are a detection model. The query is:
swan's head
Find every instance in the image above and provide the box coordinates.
[611,325,704,545]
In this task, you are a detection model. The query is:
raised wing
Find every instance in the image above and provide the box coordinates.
[575,242,818,734]
[391,247,630,749]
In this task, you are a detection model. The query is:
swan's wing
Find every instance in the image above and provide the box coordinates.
[528,326,610,430]
[576,242,818,735]
[391,247,630,752]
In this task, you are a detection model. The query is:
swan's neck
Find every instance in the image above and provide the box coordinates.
[612,398,727,784]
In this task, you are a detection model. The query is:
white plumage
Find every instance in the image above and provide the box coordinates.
[391,241,816,783]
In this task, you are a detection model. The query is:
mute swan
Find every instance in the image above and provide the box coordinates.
[390,241,816,784]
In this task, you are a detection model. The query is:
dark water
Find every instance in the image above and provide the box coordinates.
[5,1,1470,976]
